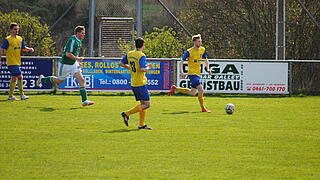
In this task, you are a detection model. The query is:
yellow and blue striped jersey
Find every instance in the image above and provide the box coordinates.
[121,50,147,87]
[1,35,26,66]
[182,46,207,76]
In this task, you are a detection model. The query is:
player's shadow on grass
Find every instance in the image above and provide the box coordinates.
[40,107,56,112]
[162,111,200,114]
[26,106,57,112]
[103,129,139,133]
[69,107,83,110]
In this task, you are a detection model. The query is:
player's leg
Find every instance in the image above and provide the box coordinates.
[175,86,192,95]
[177,75,199,96]
[124,87,144,118]
[17,74,29,100]
[138,100,152,130]
[122,85,152,129]
[74,71,94,106]
[8,65,22,100]
[138,86,152,130]
[37,75,62,85]
[37,62,65,86]
[168,75,198,96]
[168,85,193,95]
[8,75,18,100]
[196,84,211,113]
[139,100,150,126]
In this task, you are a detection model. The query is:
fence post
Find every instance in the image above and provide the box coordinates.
[52,58,58,94]
[172,59,177,86]
[288,61,293,95]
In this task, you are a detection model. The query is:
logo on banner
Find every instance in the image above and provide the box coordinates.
[179,63,243,91]
[64,75,94,88]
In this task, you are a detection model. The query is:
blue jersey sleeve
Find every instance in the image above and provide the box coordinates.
[139,56,147,68]
[120,54,128,64]
[1,39,9,49]
[202,50,208,59]
[182,51,190,61]
[21,40,27,49]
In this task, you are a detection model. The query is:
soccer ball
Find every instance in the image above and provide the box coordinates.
[225,103,235,114]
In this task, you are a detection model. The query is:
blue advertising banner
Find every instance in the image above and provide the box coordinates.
[0,57,53,91]
[58,59,171,92]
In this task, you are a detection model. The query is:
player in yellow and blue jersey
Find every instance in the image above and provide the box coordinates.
[0,22,34,100]
[120,38,153,130]
[168,34,212,113]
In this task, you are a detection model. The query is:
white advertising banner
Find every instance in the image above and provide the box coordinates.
[177,61,289,94]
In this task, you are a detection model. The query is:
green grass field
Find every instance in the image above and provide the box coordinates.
[0,94,319,179]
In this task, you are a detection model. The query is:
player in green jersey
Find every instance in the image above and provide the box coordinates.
[37,26,94,106]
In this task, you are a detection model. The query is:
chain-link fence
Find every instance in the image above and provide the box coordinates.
[1,0,319,94]
[291,61,320,95]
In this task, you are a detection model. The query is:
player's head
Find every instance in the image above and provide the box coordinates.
[192,34,202,48]
[74,26,86,40]
[135,37,144,50]
[10,22,19,35]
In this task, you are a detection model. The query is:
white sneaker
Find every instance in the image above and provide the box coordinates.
[8,96,19,100]
[82,100,94,106]
[36,75,44,87]
[21,95,29,100]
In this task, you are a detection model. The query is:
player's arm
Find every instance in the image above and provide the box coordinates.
[119,54,130,69]
[66,52,83,61]
[21,40,34,52]
[139,56,152,72]
[203,51,211,74]
[0,39,9,67]
[180,50,189,78]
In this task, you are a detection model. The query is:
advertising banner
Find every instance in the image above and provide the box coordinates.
[0,57,53,91]
[59,59,171,92]
[177,61,288,94]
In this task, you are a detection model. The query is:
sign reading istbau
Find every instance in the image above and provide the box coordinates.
[177,61,288,94]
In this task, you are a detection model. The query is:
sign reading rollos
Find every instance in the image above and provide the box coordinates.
[59,59,171,92]
[177,61,288,94]
[0,57,53,91]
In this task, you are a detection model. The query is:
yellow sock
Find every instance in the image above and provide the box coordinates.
[176,87,190,95]
[9,80,17,97]
[17,80,24,95]
[139,109,147,126]
[125,104,142,116]
[198,93,205,109]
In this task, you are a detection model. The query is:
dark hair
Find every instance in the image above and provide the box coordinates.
[192,34,202,42]
[74,26,85,34]
[135,38,144,48]
[10,22,19,30]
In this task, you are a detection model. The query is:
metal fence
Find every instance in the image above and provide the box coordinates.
[1,0,319,60]
[1,56,319,95]
[290,61,320,95]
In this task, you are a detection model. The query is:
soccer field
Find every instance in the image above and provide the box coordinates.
[0,95,319,179]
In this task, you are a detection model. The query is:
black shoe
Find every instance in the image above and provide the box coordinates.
[121,112,129,126]
[138,125,153,130]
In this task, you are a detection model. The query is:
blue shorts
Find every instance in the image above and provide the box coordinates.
[132,85,150,101]
[8,65,22,76]
[188,75,201,88]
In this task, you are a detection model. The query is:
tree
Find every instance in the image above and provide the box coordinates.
[179,0,320,60]
[0,10,56,56]
[119,26,187,58]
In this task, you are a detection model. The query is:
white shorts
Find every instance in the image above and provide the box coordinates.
[58,62,81,80]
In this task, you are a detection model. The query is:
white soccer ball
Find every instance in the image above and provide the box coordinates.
[225,103,235,114]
